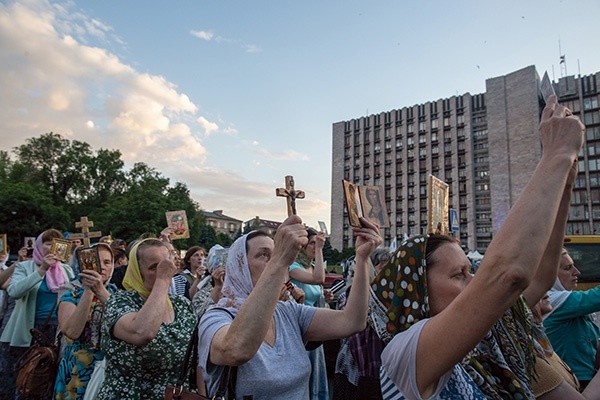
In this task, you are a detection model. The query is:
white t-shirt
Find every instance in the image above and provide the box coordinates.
[380,318,486,400]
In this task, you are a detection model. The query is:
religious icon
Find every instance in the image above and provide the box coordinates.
[276,175,305,217]
[0,234,6,257]
[318,221,329,236]
[427,175,450,235]
[166,210,190,240]
[78,246,101,273]
[50,238,72,262]
[343,180,363,228]
[359,185,390,228]
[24,236,35,249]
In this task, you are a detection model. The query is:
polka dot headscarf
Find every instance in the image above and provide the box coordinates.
[370,235,429,337]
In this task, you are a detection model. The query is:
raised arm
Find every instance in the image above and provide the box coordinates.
[415,95,585,395]
[304,218,381,341]
[209,216,307,366]
[523,160,576,307]
[289,232,326,285]
[112,257,177,346]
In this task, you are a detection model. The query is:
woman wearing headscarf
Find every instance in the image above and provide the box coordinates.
[374,95,585,399]
[53,243,118,400]
[543,247,600,388]
[191,244,226,318]
[289,227,329,400]
[198,215,382,399]
[0,228,74,399]
[96,238,196,400]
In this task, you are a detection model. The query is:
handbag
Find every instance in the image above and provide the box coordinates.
[14,301,59,399]
[165,309,238,400]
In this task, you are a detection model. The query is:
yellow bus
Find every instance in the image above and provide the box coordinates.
[563,235,600,290]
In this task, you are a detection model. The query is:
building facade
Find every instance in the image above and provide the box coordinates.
[331,65,600,252]
[243,216,281,236]
[203,210,243,238]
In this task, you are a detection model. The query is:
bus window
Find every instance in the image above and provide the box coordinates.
[564,235,600,290]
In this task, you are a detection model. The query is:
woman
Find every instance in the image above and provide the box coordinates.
[191,244,225,318]
[375,95,585,399]
[97,238,196,400]
[0,229,74,399]
[198,215,382,399]
[54,243,118,400]
[289,228,329,400]
[183,246,207,300]
[543,248,600,388]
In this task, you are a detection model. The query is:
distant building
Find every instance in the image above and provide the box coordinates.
[331,65,600,252]
[244,216,281,236]
[203,210,242,238]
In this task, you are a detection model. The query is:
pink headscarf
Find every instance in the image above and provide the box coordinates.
[33,233,65,293]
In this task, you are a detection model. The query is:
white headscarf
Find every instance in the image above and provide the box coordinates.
[213,233,256,313]
[544,277,571,319]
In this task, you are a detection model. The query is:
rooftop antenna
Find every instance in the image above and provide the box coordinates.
[577,59,581,77]
[559,38,567,77]
[552,65,555,81]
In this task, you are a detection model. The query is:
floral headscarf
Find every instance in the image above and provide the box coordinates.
[214,233,255,313]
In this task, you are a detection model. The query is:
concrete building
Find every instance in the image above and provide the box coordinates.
[203,210,243,238]
[331,65,600,252]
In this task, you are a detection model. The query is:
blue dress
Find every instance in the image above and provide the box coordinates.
[54,284,118,400]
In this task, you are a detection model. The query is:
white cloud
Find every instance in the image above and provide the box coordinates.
[190,30,214,41]
[197,116,219,136]
[254,147,310,161]
[244,44,262,53]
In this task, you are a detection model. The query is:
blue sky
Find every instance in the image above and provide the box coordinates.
[1,0,598,232]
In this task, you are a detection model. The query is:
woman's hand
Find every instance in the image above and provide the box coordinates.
[539,95,585,162]
[272,216,308,269]
[211,266,225,287]
[156,257,178,283]
[39,253,59,273]
[314,232,326,250]
[79,270,110,302]
[353,217,383,260]
[159,227,174,243]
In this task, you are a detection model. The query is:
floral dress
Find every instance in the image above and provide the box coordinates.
[96,291,197,400]
[54,284,118,400]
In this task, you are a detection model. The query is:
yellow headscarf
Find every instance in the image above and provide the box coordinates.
[122,238,172,310]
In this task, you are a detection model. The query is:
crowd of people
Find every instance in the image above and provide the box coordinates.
[0,95,598,399]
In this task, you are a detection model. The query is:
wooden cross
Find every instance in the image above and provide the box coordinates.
[69,216,102,247]
[276,175,305,217]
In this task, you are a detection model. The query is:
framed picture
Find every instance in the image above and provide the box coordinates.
[318,221,329,236]
[50,238,72,262]
[78,246,101,273]
[427,175,450,235]
[343,180,363,228]
[359,185,390,228]
[24,236,36,249]
[165,210,190,240]
[0,234,6,257]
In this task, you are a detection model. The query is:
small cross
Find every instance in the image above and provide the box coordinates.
[276,175,305,217]
[69,216,102,247]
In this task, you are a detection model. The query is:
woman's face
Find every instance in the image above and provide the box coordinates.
[539,294,553,315]
[246,235,274,286]
[304,236,317,259]
[426,242,473,316]
[558,251,580,291]
[190,250,206,274]
[138,245,170,292]
[42,241,53,256]
[98,248,114,284]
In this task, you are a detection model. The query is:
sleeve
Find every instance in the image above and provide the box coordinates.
[59,287,80,305]
[7,261,42,299]
[557,287,600,318]
[102,292,140,338]
[531,356,564,397]
[292,301,317,336]
[198,308,235,396]
[380,319,452,400]
[289,261,302,272]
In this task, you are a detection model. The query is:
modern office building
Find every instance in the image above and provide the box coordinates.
[330,65,600,252]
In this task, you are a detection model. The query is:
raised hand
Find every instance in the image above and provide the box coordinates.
[540,95,585,162]
[272,215,308,268]
[353,217,383,260]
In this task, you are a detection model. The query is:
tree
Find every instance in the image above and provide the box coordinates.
[198,225,217,250]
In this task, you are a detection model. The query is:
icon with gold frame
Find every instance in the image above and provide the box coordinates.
[50,238,72,262]
[77,246,101,273]
[0,234,7,257]
[427,175,450,235]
